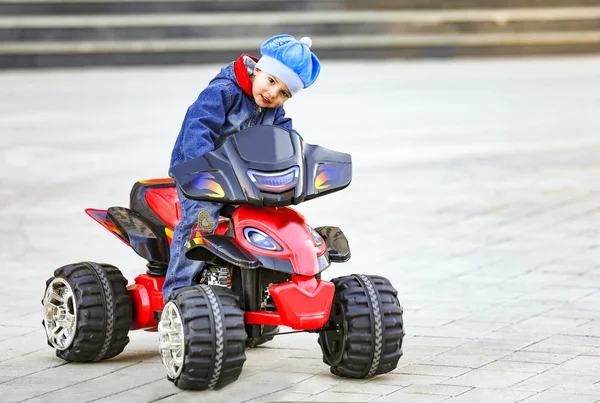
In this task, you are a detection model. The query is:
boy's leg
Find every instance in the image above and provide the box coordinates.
[163,189,221,301]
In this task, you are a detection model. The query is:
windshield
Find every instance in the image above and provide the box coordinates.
[170,125,352,207]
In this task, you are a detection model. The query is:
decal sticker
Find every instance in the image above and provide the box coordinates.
[315,164,340,191]
[196,210,215,236]
[190,173,225,198]
[186,236,206,249]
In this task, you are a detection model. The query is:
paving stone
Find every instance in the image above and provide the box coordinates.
[560,320,600,338]
[300,390,381,402]
[421,351,513,369]
[246,391,313,402]
[329,382,402,395]
[19,363,166,402]
[270,357,332,374]
[512,371,600,393]
[527,334,600,349]
[551,356,600,375]
[0,332,49,363]
[160,387,265,403]
[404,336,470,349]
[405,310,472,328]
[368,373,449,387]
[417,320,510,339]
[0,384,52,403]
[442,388,536,403]
[400,383,472,396]
[521,341,596,356]
[520,391,600,403]
[517,286,598,303]
[547,381,600,395]
[286,374,342,394]
[0,327,39,343]
[502,351,576,365]
[91,379,183,403]
[370,390,449,403]
[453,338,534,352]
[480,360,556,373]
[441,369,536,388]
[463,305,552,324]
[393,364,472,378]
[584,347,600,356]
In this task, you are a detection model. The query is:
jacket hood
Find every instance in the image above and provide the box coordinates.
[213,55,258,97]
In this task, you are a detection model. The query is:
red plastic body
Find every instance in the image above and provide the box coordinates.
[127,274,165,331]
[143,184,227,242]
[245,275,334,330]
[145,186,180,229]
[233,205,328,277]
[89,182,333,333]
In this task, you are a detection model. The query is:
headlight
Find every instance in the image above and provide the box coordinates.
[308,225,324,246]
[247,166,299,192]
[243,227,282,251]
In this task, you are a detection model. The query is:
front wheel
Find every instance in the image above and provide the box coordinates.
[318,274,404,378]
[159,285,247,390]
[42,262,133,362]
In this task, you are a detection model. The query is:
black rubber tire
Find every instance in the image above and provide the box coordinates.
[42,261,133,362]
[166,285,247,390]
[318,274,404,378]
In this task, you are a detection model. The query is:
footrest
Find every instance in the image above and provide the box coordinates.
[316,226,351,263]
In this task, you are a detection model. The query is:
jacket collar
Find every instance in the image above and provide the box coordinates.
[234,54,259,98]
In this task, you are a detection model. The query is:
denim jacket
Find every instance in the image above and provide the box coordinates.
[169,56,298,169]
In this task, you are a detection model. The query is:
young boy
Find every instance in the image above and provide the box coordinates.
[164,34,321,300]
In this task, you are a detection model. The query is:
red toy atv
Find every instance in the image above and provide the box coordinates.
[42,125,405,390]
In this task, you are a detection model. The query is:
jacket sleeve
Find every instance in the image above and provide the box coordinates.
[180,82,233,161]
[273,105,303,140]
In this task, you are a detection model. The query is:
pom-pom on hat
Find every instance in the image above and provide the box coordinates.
[255,34,321,97]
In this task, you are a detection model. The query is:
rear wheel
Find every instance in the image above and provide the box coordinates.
[318,274,404,378]
[159,285,247,390]
[42,262,133,362]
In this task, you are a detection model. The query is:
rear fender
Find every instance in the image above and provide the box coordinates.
[86,208,130,246]
[95,206,170,265]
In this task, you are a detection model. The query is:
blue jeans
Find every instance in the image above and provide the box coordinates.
[163,187,222,301]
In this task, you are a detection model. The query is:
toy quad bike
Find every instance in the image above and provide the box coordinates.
[42,125,405,390]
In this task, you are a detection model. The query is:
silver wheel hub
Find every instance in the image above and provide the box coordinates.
[158,301,185,379]
[43,278,77,350]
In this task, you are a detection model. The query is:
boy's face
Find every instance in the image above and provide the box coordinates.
[251,68,291,108]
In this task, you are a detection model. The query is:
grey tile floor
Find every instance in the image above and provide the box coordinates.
[1,56,600,402]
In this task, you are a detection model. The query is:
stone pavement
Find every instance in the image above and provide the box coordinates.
[1,56,600,402]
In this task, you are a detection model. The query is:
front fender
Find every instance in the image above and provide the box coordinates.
[232,205,330,276]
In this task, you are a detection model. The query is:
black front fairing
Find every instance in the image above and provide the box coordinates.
[170,125,352,207]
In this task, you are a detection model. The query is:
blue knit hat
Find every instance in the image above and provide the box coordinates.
[255,34,321,96]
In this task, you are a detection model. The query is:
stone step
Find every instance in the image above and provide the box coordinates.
[1,0,599,15]
[2,8,600,41]
[2,31,600,69]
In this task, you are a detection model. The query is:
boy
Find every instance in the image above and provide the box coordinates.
[164,34,321,300]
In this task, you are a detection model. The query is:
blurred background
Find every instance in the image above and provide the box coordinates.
[2,0,600,68]
[2,2,600,402]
